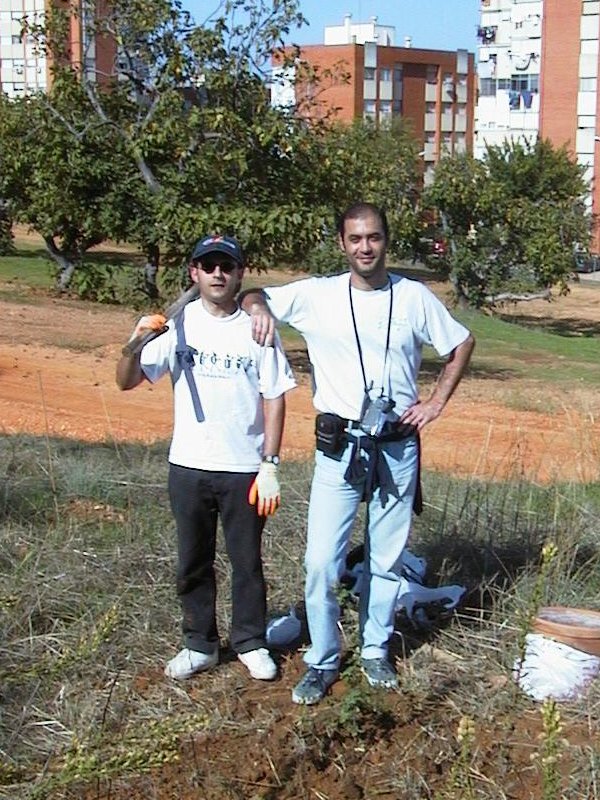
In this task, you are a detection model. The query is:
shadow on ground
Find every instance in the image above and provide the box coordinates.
[498,312,600,338]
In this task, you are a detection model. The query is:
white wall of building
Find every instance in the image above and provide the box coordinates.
[0,0,48,97]
[474,0,543,158]
[324,14,395,46]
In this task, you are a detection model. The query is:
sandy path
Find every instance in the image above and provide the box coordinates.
[1,289,598,483]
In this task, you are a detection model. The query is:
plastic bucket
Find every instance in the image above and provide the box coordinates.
[533,606,600,657]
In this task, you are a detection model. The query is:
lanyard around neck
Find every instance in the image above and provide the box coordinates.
[348,276,393,397]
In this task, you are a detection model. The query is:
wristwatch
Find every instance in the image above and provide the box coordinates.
[262,455,280,466]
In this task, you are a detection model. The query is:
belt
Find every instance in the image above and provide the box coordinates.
[344,419,362,430]
[347,420,418,440]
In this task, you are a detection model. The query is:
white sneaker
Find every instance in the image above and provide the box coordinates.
[238,647,277,680]
[164,647,218,679]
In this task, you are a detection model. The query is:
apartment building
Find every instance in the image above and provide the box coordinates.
[0,0,114,97]
[0,0,48,96]
[271,15,476,185]
[475,0,600,243]
[475,0,543,156]
[540,0,600,226]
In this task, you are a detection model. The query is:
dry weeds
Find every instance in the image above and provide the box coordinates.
[0,434,599,799]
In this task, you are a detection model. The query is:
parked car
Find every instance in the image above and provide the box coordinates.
[430,238,447,259]
[574,252,600,273]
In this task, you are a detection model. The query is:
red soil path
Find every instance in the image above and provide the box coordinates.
[1,283,598,484]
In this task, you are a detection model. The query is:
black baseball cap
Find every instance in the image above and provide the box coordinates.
[190,234,244,265]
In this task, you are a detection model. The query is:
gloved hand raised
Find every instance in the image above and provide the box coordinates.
[129,314,167,342]
[248,461,280,516]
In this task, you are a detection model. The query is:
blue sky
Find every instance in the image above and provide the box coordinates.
[183,1,481,53]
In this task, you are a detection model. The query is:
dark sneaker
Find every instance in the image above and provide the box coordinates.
[361,657,398,689]
[292,667,338,705]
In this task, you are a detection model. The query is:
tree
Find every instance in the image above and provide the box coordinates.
[425,139,591,308]
[23,0,340,292]
[298,118,423,272]
[0,91,133,291]
[5,1,425,294]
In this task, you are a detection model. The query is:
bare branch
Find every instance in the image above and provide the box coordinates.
[486,290,552,305]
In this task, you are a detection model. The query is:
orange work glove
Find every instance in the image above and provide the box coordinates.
[248,461,280,516]
[129,313,167,341]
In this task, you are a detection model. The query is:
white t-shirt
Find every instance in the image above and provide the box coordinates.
[263,272,470,420]
[140,299,296,471]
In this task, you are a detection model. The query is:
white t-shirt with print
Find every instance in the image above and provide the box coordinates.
[140,299,296,472]
[263,273,470,421]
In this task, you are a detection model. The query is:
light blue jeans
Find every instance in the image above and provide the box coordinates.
[303,434,418,671]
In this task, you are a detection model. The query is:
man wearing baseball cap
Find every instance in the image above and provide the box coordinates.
[116,234,296,682]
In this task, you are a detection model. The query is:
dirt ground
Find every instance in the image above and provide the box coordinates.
[2,270,600,800]
[1,277,599,483]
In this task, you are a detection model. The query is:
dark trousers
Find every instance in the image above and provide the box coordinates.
[168,463,267,655]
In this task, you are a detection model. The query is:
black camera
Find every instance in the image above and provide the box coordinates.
[359,395,396,437]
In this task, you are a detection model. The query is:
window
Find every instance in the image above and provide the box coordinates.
[12,34,21,44]
[511,73,539,92]
[426,65,438,84]
[477,26,497,42]
[579,115,596,128]
[455,133,467,153]
[393,65,403,82]
[392,99,402,115]
[364,67,375,81]
[580,76,597,92]
[479,78,496,96]
[363,99,376,119]
[380,68,391,82]
[583,1,600,13]
[379,100,392,119]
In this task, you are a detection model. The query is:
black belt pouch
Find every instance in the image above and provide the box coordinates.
[315,413,347,458]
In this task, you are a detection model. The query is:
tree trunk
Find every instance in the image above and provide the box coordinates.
[43,236,77,291]
[144,243,160,300]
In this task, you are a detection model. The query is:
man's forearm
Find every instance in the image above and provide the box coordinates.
[238,288,276,346]
[116,352,146,391]
[429,334,475,410]
[262,395,286,457]
[400,334,475,429]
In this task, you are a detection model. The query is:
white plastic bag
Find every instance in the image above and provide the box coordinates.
[514,633,600,701]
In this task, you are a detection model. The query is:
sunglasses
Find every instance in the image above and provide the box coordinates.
[198,260,238,274]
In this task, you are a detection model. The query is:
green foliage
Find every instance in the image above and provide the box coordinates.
[304,233,347,275]
[0,205,13,255]
[0,0,426,300]
[0,90,133,291]
[309,118,422,260]
[18,0,330,281]
[426,139,590,308]
[57,264,117,303]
